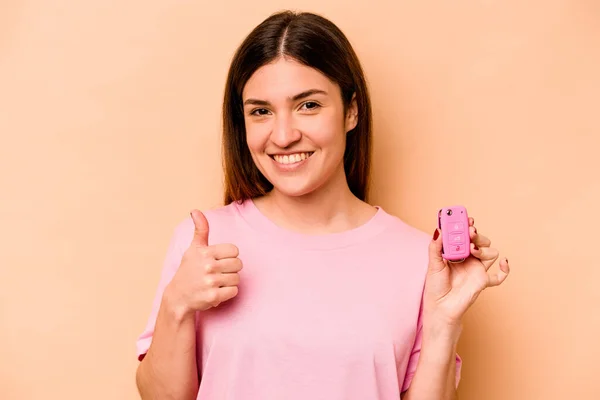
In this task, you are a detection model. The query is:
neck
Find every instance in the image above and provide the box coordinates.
[253,167,376,235]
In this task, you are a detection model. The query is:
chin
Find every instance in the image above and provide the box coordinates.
[265,175,323,198]
[271,181,319,198]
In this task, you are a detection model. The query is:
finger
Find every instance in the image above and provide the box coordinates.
[470,243,499,270]
[218,272,241,287]
[428,229,448,274]
[213,257,243,273]
[206,286,239,308]
[471,232,491,248]
[203,272,240,288]
[468,217,474,227]
[216,286,239,303]
[487,258,510,287]
[468,225,478,239]
[210,243,240,260]
[190,210,209,247]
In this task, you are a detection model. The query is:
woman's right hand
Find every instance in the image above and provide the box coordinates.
[164,209,242,317]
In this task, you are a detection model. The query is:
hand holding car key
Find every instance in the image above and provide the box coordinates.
[422,205,511,326]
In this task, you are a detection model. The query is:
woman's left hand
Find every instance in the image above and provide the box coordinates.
[424,217,510,327]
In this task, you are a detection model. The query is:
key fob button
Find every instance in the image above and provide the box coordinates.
[449,233,464,244]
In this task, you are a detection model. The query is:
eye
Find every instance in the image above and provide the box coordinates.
[300,101,321,111]
[250,108,271,116]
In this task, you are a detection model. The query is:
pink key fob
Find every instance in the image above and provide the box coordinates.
[438,205,471,262]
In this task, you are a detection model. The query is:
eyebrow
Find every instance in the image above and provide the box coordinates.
[243,89,328,106]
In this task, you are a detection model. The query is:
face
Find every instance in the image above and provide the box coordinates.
[242,57,358,198]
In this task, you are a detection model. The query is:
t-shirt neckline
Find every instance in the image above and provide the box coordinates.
[233,198,391,250]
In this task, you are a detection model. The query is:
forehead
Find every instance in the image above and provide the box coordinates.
[242,57,335,100]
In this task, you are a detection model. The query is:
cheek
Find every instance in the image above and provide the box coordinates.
[244,121,271,154]
[303,115,346,150]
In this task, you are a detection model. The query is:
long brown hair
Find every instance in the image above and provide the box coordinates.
[221,10,373,205]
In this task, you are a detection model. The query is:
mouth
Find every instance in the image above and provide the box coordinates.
[270,151,314,165]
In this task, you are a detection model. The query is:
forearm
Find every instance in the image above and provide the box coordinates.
[402,322,461,400]
[136,286,199,400]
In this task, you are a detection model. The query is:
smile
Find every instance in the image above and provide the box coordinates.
[271,152,314,165]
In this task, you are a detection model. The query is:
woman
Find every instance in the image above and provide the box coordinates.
[135,10,510,400]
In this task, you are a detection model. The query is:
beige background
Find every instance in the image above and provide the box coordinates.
[1,1,599,399]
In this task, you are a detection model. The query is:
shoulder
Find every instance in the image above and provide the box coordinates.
[372,208,432,271]
[377,207,432,248]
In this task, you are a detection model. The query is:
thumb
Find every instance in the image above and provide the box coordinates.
[190,209,209,246]
[428,228,446,274]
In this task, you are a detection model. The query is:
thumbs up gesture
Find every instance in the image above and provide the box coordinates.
[166,210,242,315]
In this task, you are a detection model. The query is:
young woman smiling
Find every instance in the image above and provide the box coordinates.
[135,10,510,400]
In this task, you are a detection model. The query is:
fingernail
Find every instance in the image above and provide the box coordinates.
[433,229,439,240]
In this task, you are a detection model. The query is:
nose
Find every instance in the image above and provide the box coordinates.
[270,113,301,148]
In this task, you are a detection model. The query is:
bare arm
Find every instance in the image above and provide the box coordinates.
[136,286,199,400]
[135,210,242,399]
[401,322,460,400]
[405,219,511,399]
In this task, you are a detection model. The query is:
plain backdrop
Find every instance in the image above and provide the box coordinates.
[1,1,599,399]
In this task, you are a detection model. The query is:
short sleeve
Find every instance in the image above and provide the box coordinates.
[401,302,463,392]
[135,220,191,361]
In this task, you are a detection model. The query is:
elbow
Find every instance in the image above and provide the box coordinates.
[135,361,150,400]
[135,359,198,400]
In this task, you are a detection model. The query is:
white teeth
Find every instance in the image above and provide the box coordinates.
[273,152,312,165]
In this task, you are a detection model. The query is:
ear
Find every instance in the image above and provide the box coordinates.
[345,93,358,133]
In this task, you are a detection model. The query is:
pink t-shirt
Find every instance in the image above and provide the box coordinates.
[136,199,461,399]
